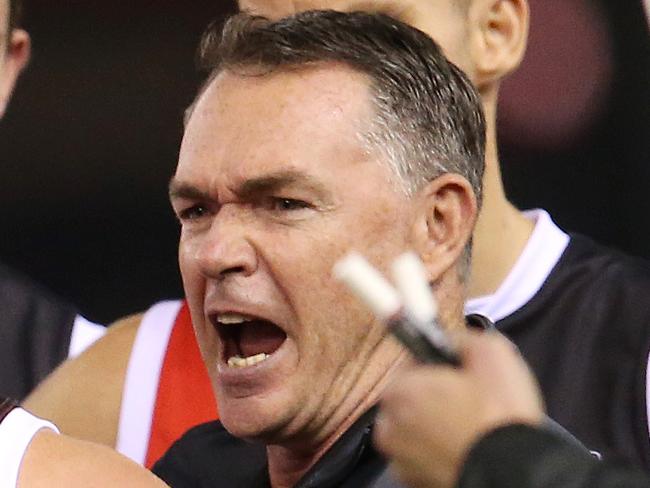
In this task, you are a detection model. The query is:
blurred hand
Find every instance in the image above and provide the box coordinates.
[374,331,544,488]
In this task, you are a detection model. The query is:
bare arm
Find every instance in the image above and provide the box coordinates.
[23,313,143,447]
[18,429,168,487]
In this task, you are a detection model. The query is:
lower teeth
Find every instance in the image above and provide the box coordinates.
[227,353,269,368]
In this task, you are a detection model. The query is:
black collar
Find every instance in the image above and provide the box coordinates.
[225,407,383,488]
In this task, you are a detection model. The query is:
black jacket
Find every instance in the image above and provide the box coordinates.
[153,408,389,487]
[459,424,650,488]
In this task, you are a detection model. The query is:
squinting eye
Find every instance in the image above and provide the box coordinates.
[178,205,207,221]
[269,198,310,211]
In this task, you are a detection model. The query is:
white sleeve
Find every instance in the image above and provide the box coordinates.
[0,408,59,488]
[67,315,107,358]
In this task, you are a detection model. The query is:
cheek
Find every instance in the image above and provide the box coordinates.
[178,237,206,310]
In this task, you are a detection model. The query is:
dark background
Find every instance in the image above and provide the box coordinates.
[0,0,648,324]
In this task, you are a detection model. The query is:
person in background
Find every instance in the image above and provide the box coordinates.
[0,0,105,401]
[0,397,167,487]
[0,2,168,486]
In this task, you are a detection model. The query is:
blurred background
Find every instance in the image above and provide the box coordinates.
[0,0,648,324]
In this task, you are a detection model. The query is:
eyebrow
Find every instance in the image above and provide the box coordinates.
[237,170,330,201]
[168,180,213,202]
[168,170,332,203]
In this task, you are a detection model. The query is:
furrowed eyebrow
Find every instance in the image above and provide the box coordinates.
[168,180,212,202]
[168,170,332,203]
[237,170,331,202]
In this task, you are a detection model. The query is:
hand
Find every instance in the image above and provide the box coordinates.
[374,331,544,488]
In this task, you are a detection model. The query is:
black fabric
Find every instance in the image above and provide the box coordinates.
[458,424,650,488]
[465,313,495,331]
[0,397,18,423]
[153,408,389,488]
[0,263,77,399]
[500,234,650,470]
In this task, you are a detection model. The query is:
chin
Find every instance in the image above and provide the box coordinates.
[218,397,289,442]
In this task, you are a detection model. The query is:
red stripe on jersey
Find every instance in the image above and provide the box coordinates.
[144,301,218,468]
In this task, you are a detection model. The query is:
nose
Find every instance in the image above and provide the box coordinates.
[194,205,258,280]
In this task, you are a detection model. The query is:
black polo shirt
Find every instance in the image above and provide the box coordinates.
[153,408,388,488]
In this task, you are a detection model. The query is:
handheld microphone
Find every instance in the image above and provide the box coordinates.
[333,251,460,366]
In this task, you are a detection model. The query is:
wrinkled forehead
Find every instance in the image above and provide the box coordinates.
[181,66,375,170]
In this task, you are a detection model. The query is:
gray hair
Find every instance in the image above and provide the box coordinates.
[193,10,486,271]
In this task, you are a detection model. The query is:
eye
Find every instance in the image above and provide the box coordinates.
[177,204,208,222]
[269,198,310,212]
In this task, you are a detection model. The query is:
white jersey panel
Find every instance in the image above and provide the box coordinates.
[115,300,182,465]
[465,209,569,322]
[67,315,107,358]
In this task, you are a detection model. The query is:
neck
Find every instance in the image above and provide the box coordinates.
[265,346,408,488]
[467,94,535,298]
[266,444,323,488]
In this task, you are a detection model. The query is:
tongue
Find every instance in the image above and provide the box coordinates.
[238,321,286,358]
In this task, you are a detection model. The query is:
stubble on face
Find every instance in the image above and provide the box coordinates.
[174,65,413,449]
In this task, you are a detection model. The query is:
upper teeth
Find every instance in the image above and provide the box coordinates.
[217,313,255,324]
[227,353,269,368]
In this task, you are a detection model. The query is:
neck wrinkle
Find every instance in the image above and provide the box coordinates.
[266,347,409,488]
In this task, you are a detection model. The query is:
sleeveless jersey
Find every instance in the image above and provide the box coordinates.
[117,301,217,467]
[118,210,650,470]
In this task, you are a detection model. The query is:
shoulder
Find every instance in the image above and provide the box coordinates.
[23,312,144,447]
[0,406,58,488]
[557,234,650,330]
[561,234,650,285]
[501,232,650,382]
[515,233,650,330]
[19,430,168,487]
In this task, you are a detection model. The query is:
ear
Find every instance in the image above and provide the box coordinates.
[467,0,529,89]
[0,29,31,118]
[411,174,478,282]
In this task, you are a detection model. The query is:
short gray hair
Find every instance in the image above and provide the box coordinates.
[196,10,484,202]
[193,11,486,272]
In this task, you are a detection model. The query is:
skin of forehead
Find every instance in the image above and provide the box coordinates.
[236,0,471,74]
[0,0,8,43]
[238,0,467,23]
[240,0,413,17]
[180,65,377,195]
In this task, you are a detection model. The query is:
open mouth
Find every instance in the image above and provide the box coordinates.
[212,313,288,369]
